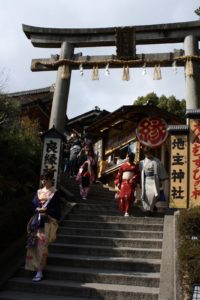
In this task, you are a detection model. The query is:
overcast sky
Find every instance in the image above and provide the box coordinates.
[0,0,199,118]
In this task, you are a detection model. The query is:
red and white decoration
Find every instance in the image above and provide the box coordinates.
[136,117,168,148]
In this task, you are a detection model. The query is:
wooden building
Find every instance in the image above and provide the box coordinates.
[86,103,185,186]
[9,85,54,132]
[65,107,110,138]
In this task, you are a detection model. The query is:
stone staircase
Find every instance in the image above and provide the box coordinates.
[0,176,165,300]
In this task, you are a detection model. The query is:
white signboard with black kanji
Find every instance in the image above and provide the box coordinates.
[41,137,61,188]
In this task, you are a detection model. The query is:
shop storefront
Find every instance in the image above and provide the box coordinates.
[87,104,185,188]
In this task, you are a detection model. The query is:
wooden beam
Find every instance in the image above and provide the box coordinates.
[31,50,185,71]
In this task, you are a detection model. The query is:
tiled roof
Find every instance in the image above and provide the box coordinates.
[8,86,53,97]
[8,86,54,106]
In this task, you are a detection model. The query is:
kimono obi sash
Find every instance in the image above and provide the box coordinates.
[122,171,134,180]
[144,171,154,177]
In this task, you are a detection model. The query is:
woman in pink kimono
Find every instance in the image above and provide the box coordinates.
[76,160,91,200]
[115,152,140,217]
[25,170,61,282]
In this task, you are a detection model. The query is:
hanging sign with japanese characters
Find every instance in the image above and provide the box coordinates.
[41,137,61,188]
[189,119,200,207]
[136,117,168,148]
[169,135,188,208]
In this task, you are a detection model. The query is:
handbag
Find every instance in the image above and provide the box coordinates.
[159,190,166,202]
[26,214,39,247]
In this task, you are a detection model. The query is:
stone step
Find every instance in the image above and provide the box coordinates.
[70,194,116,202]
[71,204,165,218]
[19,266,160,287]
[6,277,159,300]
[73,203,119,212]
[65,214,164,224]
[66,185,114,195]
[64,180,113,192]
[87,195,115,201]
[70,208,120,216]
[0,290,94,300]
[88,190,116,197]
[73,199,117,206]
[0,176,164,299]
[56,234,163,249]
[72,198,117,206]
[64,184,115,196]
[76,202,118,208]
[48,253,161,272]
[49,243,162,259]
[61,220,164,231]
[73,210,120,216]
[58,227,163,239]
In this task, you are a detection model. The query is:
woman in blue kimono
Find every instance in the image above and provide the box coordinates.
[139,146,168,213]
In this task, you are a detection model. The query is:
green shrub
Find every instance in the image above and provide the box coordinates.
[0,193,33,253]
[0,116,42,195]
[0,94,43,251]
[178,207,200,299]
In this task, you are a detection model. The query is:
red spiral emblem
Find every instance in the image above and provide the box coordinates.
[136,117,168,148]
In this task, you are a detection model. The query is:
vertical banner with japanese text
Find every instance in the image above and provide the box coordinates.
[169,135,188,208]
[189,119,200,207]
[41,137,61,188]
[135,141,141,164]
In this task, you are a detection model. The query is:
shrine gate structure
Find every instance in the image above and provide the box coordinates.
[23,20,200,207]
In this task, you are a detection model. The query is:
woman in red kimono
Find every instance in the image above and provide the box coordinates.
[115,152,140,217]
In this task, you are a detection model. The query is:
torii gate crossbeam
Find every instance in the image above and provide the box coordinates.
[23,21,200,47]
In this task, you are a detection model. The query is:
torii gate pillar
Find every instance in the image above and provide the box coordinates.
[184,35,200,110]
[49,42,74,133]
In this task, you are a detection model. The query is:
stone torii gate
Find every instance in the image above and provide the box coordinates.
[23,20,200,134]
[23,21,200,205]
